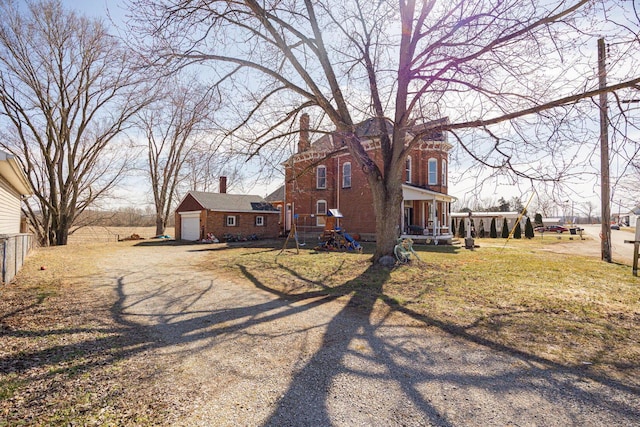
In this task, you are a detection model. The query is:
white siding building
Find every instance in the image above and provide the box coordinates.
[1,150,33,284]
[0,150,32,234]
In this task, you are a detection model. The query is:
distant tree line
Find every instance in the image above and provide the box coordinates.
[72,208,175,229]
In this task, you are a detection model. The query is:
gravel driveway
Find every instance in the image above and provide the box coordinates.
[95,242,640,426]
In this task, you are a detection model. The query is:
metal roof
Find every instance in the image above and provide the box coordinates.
[187,191,279,213]
[402,184,456,202]
[0,150,32,196]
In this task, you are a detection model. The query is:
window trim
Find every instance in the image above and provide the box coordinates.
[316,165,327,189]
[255,215,264,226]
[342,162,351,188]
[428,158,438,185]
[405,156,412,184]
[226,215,237,227]
[441,159,447,186]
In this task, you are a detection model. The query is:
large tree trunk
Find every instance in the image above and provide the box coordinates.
[155,215,166,236]
[55,214,71,246]
[369,176,404,262]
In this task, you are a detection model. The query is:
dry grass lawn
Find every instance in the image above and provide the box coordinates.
[0,243,178,426]
[212,237,640,386]
[67,226,175,244]
[1,234,638,425]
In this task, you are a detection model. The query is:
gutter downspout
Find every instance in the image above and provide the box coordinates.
[2,239,7,284]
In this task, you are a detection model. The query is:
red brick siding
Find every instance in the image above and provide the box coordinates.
[174,209,279,241]
[204,211,279,239]
[285,145,447,236]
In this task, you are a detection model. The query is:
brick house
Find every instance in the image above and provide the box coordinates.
[265,184,285,236]
[283,115,455,242]
[174,178,280,241]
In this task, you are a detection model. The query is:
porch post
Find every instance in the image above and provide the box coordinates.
[431,197,437,237]
[400,201,404,236]
[444,201,449,234]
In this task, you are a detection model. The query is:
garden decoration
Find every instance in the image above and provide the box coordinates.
[394,237,421,263]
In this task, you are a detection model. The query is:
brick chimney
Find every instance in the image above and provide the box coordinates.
[219,176,227,194]
[298,113,310,153]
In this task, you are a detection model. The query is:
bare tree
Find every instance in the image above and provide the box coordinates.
[581,200,598,224]
[138,77,218,236]
[130,0,640,260]
[0,0,151,245]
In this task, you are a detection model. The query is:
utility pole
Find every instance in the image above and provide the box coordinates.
[599,37,612,263]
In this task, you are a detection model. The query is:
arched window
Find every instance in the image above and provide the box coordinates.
[441,159,447,186]
[316,200,327,226]
[342,162,351,188]
[316,165,326,189]
[405,156,412,183]
[428,158,438,185]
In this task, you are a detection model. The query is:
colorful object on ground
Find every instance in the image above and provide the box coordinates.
[394,237,420,263]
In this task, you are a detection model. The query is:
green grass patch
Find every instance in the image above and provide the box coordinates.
[0,375,24,401]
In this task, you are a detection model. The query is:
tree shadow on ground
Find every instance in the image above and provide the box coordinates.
[240,263,640,425]
[2,245,639,425]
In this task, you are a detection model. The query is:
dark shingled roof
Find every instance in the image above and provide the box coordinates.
[265,185,284,202]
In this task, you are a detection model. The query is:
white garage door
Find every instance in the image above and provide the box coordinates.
[180,212,201,241]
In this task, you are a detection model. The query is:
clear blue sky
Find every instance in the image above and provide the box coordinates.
[62,0,128,25]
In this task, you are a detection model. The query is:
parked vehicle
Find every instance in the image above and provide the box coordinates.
[611,224,620,230]
[534,225,569,233]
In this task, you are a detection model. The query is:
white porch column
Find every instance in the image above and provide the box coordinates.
[400,201,404,235]
[431,197,437,237]
[443,201,449,234]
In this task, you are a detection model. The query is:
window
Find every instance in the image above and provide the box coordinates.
[342,162,351,188]
[255,216,264,226]
[405,156,412,183]
[428,158,438,185]
[316,165,326,189]
[316,200,327,226]
[441,159,447,186]
[226,215,237,227]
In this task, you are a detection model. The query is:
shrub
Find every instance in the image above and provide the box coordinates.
[525,217,535,239]
[534,212,544,227]
[458,218,466,238]
[490,218,497,238]
[514,221,522,239]
[501,218,510,238]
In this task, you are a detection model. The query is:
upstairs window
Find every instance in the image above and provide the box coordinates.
[255,216,264,226]
[226,215,237,227]
[405,156,412,183]
[441,159,447,186]
[316,165,326,189]
[342,162,351,188]
[428,158,438,185]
